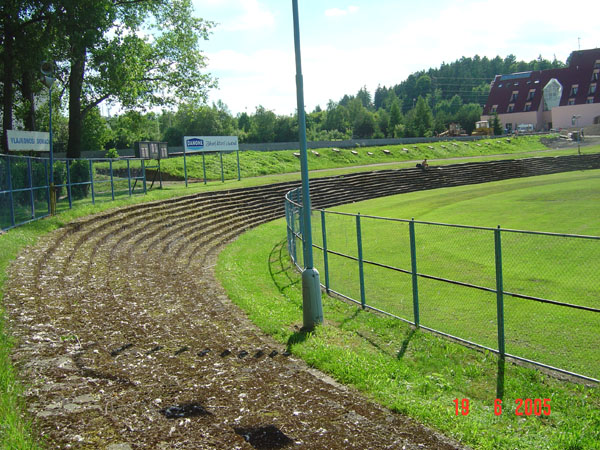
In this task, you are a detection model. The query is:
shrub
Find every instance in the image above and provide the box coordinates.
[105,148,119,159]
[69,160,90,199]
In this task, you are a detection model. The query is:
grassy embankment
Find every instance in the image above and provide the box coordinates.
[105,134,596,181]
[216,170,600,450]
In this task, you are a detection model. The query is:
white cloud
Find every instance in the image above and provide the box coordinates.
[207,48,296,114]
[221,0,275,32]
[325,6,359,17]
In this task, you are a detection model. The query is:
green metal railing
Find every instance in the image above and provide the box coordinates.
[285,187,600,383]
[1,154,147,231]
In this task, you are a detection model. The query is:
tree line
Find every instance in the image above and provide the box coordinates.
[2,3,566,154]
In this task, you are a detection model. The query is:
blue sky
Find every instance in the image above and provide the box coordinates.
[192,0,599,116]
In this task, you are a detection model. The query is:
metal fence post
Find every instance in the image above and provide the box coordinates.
[356,213,366,309]
[409,219,420,327]
[220,151,224,183]
[142,159,147,194]
[109,159,115,200]
[6,156,16,227]
[44,159,50,214]
[283,199,292,256]
[321,210,330,293]
[494,226,506,357]
[127,159,132,196]
[66,159,72,209]
[290,200,297,263]
[89,160,95,205]
[27,157,35,219]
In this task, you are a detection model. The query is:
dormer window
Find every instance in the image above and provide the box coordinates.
[595,60,600,69]
[491,105,498,113]
[587,97,595,104]
[590,83,597,95]
[527,89,536,100]
[592,70,599,81]
[507,104,515,113]
[570,85,579,96]
[568,98,575,105]
[510,91,519,102]
[524,103,532,112]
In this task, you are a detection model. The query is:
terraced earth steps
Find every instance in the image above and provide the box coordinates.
[4,154,599,448]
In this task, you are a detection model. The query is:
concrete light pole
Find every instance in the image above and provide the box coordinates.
[292,0,323,330]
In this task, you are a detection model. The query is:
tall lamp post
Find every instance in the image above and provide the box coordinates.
[292,0,323,330]
[41,61,56,214]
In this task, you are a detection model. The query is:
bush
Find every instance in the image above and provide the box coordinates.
[69,160,90,199]
[105,148,119,159]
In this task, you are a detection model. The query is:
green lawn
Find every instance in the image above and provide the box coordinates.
[309,170,600,380]
[216,172,600,449]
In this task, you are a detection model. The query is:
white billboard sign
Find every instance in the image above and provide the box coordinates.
[7,130,50,152]
[183,136,239,152]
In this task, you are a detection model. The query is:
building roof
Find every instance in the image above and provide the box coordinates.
[483,48,600,115]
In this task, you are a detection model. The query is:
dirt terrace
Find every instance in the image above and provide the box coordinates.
[4,185,465,449]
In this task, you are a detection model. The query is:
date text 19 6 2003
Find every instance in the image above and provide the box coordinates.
[453,398,551,416]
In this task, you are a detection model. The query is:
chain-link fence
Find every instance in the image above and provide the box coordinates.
[1,154,147,231]
[285,187,600,382]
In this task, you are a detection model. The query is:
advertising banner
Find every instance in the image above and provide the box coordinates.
[183,136,239,152]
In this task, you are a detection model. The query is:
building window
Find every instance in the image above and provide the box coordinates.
[568,98,575,105]
[595,60,600,69]
[524,103,532,112]
[590,83,597,94]
[507,104,515,113]
[592,70,599,81]
[570,85,579,96]
[510,91,519,102]
[527,89,536,100]
[491,105,498,113]
[587,97,595,104]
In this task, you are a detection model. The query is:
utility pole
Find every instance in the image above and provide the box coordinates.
[291,0,323,330]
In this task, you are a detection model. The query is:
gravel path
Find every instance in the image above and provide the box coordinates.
[4,188,465,449]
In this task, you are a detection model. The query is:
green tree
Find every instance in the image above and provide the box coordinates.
[248,106,276,143]
[389,98,403,130]
[456,103,483,135]
[53,0,215,157]
[491,112,503,135]
[412,96,433,137]
[356,86,373,109]
[353,109,376,138]
[81,107,110,151]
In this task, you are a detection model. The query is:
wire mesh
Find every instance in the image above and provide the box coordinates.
[283,193,600,381]
[1,154,148,231]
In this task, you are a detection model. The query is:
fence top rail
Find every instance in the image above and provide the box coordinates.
[285,188,600,240]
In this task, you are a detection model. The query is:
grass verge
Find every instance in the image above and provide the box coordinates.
[216,185,600,450]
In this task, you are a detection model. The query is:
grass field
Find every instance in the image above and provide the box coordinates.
[217,170,600,450]
[305,170,600,380]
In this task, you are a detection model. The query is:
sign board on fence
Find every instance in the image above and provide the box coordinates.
[183,136,239,152]
[6,130,50,152]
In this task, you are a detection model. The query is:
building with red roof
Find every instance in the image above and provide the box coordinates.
[481,48,600,132]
